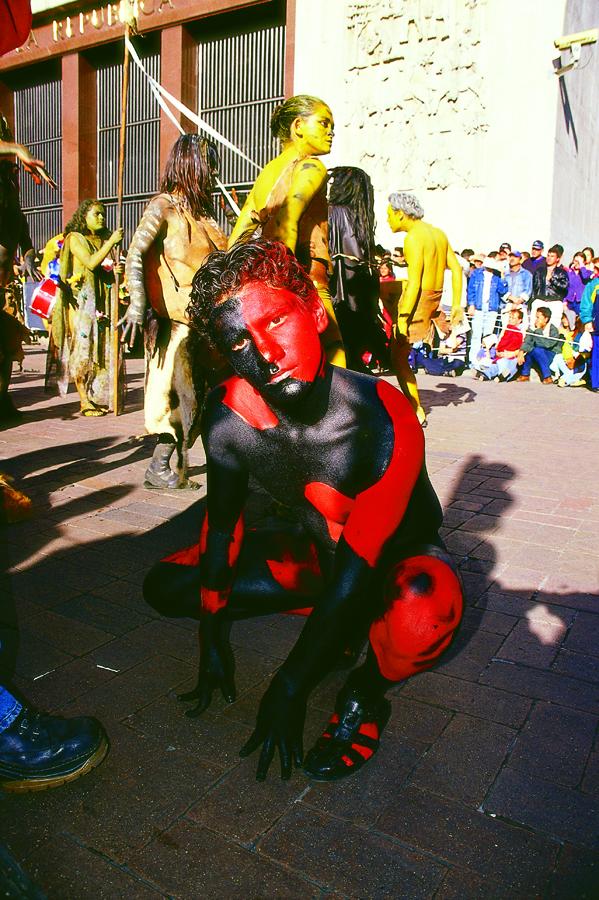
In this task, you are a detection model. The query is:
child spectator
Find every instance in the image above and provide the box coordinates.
[550,308,589,387]
[517,306,561,383]
[474,308,525,381]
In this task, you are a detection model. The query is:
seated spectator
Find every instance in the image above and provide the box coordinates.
[496,242,511,274]
[565,251,593,315]
[378,259,395,282]
[504,250,532,316]
[474,308,525,381]
[391,246,409,281]
[580,270,599,392]
[532,243,569,302]
[550,309,589,387]
[466,256,508,367]
[582,246,595,266]
[523,240,545,274]
[517,306,561,383]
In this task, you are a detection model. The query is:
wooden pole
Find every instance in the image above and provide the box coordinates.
[112,22,131,415]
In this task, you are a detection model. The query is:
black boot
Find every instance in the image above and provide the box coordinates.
[144,438,180,489]
[0,707,108,793]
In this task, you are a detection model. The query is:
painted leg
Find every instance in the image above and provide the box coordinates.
[391,333,426,425]
[143,522,324,716]
[303,546,463,781]
[316,284,346,368]
[75,377,105,417]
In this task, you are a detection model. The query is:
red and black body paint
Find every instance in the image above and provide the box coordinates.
[146,272,463,781]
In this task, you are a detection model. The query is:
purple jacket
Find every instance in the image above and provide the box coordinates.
[565,267,592,313]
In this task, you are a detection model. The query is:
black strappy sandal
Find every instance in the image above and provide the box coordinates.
[303,689,391,781]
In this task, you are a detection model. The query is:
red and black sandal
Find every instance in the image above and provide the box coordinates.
[303,690,391,781]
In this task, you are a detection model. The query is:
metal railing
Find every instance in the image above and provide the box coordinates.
[198,23,285,232]
[96,42,160,244]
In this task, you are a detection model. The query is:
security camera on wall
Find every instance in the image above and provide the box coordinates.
[554,29,598,51]
[553,28,598,76]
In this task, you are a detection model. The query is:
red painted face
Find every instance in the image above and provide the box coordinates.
[211,280,327,406]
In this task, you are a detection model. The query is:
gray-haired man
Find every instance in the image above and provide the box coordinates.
[387,192,463,427]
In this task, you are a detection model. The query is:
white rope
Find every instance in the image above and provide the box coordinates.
[463,312,587,347]
[125,37,262,215]
[138,59,241,215]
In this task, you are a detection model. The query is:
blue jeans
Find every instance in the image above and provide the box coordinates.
[0,685,22,734]
[469,310,498,366]
[521,346,555,379]
[476,357,519,380]
[550,354,586,384]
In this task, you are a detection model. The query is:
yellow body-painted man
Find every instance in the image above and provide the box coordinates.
[228,95,345,367]
[387,192,463,427]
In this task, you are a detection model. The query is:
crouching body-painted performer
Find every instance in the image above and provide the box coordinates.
[144,240,463,782]
[122,135,227,489]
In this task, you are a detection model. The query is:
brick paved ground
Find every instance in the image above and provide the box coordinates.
[1,346,598,898]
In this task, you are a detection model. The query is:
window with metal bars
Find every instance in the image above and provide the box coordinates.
[95,35,160,245]
[12,62,62,253]
[194,10,286,232]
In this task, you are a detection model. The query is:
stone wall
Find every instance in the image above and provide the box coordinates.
[293,0,595,255]
[551,0,599,256]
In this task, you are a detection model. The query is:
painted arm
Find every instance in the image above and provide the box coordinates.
[188,397,249,715]
[446,244,464,322]
[0,139,43,168]
[200,433,248,614]
[242,382,424,780]
[398,231,424,328]
[228,185,260,247]
[17,213,41,281]
[69,229,122,273]
[265,158,328,253]
[120,196,167,345]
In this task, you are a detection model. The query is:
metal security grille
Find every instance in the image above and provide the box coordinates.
[13,72,62,252]
[198,23,285,230]
[96,42,160,245]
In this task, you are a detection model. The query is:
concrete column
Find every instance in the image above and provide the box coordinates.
[159,25,197,173]
[61,52,96,225]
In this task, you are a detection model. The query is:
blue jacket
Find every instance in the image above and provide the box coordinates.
[580,277,599,326]
[505,267,532,301]
[467,268,508,312]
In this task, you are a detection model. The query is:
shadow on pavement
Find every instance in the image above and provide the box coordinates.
[0,446,597,896]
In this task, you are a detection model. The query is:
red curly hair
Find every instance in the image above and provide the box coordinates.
[187,240,320,348]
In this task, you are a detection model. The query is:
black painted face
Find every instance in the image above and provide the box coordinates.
[210,282,325,408]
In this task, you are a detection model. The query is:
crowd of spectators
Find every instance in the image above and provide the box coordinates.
[376,239,599,392]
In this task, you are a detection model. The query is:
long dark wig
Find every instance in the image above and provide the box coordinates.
[64,199,109,239]
[160,133,219,219]
[328,166,376,259]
